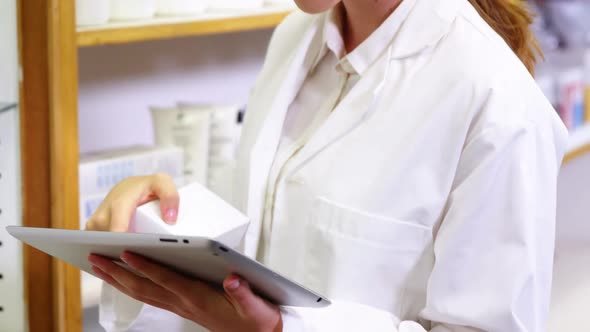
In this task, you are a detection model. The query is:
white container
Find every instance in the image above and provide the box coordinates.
[110,0,157,21]
[584,49,590,123]
[208,0,264,11]
[177,103,239,143]
[207,161,236,201]
[156,0,207,16]
[151,105,212,185]
[209,144,236,161]
[130,182,249,248]
[210,105,240,142]
[76,0,110,26]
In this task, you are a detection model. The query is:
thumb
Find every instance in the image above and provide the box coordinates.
[149,174,179,224]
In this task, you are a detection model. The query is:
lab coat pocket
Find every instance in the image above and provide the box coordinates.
[303,197,432,314]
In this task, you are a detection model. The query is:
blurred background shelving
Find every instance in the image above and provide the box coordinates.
[530,0,590,146]
[77,5,292,46]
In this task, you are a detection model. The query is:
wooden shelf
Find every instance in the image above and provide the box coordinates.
[77,6,293,47]
[565,124,590,163]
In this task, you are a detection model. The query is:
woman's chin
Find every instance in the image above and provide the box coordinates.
[294,0,340,14]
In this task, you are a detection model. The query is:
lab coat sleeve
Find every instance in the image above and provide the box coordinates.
[418,118,566,332]
[281,114,567,331]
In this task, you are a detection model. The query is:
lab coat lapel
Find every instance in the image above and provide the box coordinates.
[243,0,461,257]
[285,56,389,178]
[282,0,461,177]
[243,16,324,257]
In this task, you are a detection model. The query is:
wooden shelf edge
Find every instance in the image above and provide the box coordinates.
[564,125,590,164]
[564,144,590,164]
[77,11,291,47]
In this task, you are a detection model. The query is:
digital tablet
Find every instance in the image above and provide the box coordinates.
[7,226,330,308]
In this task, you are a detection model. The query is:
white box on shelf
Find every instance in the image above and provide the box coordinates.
[156,0,208,16]
[79,146,183,197]
[129,182,249,248]
[76,0,110,26]
[110,0,157,21]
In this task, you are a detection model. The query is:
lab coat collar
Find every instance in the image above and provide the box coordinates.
[279,0,462,179]
[389,0,462,59]
[344,0,417,73]
[318,7,345,64]
[311,0,417,75]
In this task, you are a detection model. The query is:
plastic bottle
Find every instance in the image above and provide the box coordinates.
[556,66,585,130]
[156,0,208,17]
[110,0,157,21]
[76,0,110,26]
[584,48,590,123]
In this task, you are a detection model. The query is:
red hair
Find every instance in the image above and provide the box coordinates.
[469,0,542,75]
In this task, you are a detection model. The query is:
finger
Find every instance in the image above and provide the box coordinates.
[89,254,178,305]
[108,200,136,233]
[223,274,275,319]
[85,211,109,231]
[92,265,190,317]
[149,174,179,224]
[120,252,216,300]
[91,265,119,285]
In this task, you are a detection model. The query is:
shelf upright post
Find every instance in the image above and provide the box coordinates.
[47,0,82,330]
[18,0,82,330]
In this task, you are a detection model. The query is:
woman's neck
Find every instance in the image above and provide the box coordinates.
[340,0,403,52]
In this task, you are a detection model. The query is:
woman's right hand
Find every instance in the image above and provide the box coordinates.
[85,173,179,232]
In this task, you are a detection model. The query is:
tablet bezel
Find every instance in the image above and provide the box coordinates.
[6,226,330,308]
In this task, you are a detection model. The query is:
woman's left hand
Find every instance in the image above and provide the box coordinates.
[89,253,282,332]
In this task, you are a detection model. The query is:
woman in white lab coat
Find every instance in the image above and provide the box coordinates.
[87,0,568,331]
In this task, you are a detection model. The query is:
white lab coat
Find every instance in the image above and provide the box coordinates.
[100,0,568,330]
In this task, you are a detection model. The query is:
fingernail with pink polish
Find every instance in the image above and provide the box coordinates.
[164,209,177,224]
[227,278,240,291]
